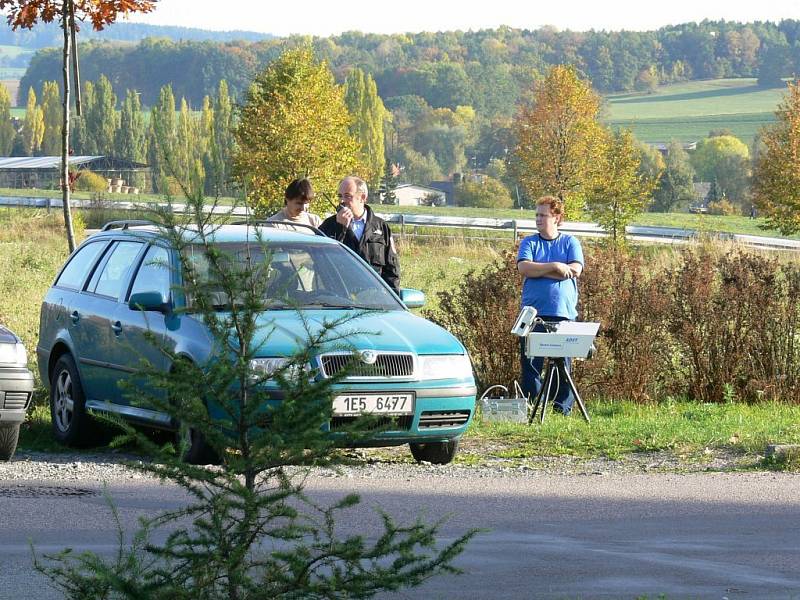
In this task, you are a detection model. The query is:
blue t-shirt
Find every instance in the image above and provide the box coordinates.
[517,233,584,319]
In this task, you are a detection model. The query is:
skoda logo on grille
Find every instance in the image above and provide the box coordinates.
[359,350,378,365]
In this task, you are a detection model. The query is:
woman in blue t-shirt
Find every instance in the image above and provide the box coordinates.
[516,196,584,414]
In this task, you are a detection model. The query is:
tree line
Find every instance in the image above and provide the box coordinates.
[20,19,800,113]
[8,43,799,235]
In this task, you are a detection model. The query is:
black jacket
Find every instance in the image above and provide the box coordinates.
[319,205,401,294]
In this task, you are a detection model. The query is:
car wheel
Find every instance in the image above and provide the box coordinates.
[409,439,459,465]
[50,354,99,447]
[177,423,220,465]
[0,424,20,461]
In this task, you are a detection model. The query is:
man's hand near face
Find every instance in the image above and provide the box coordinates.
[336,206,353,228]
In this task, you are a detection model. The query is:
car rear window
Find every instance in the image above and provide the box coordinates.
[55,241,108,290]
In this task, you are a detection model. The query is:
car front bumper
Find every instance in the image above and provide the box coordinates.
[0,367,34,425]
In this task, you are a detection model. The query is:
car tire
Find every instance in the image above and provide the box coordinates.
[50,354,100,447]
[0,423,20,461]
[409,439,459,465]
[177,424,220,465]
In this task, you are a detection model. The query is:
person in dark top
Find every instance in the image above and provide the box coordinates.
[319,176,401,294]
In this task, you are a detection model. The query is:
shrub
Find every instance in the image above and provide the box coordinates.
[429,241,800,404]
[74,170,109,193]
[424,250,520,390]
[456,177,514,209]
[667,246,800,402]
[706,198,737,216]
[576,243,677,402]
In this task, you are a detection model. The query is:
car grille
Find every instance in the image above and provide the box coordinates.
[329,415,413,431]
[419,410,471,429]
[2,392,30,410]
[319,353,414,379]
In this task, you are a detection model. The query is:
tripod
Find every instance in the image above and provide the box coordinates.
[528,356,590,424]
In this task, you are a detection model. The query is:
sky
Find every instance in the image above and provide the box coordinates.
[127,0,800,37]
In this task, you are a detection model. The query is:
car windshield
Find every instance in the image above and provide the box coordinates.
[183,242,403,311]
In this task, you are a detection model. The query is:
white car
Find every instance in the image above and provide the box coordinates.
[0,326,34,460]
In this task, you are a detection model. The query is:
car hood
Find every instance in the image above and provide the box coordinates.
[249,309,466,357]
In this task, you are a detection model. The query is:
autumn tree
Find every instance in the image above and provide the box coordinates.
[456,176,513,209]
[40,80,61,155]
[71,80,95,154]
[86,74,117,155]
[585,128,659,243]
[345,67,386,187]
[233,46,362,215]
[752,80,800,234]
[115,88,146,162]
[512,65,607,217]
[690,134,751,204]
[0,0,156,252]
[175,96,203,192]
[22,87,44,156]
[0,86,15,155]
[148,84,177,193]
[652,140,696,212]
[208,79,236,196]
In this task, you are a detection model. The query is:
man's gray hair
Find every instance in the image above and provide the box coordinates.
[342,176,368,199]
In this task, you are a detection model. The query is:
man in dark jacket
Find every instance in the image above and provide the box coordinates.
[319,176,400,294]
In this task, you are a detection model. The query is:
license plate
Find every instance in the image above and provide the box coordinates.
[332,393,415,416]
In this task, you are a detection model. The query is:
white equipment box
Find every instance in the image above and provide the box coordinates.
[525,321,600,358]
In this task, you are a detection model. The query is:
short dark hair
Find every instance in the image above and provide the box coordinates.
[285,178,314,202]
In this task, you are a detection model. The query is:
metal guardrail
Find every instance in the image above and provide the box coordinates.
[3,195,799,252]
[377,212,800,251]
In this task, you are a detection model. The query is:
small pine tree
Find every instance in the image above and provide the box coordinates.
[379,161,398,204]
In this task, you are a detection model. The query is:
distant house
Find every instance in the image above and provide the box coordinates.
[428,180,456,206]
[0,155,150,192]
[390,183,446,207]
[648,141,697,155]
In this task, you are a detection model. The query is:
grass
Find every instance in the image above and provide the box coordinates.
[4,209,800,469]
[463,399,800,467]
[0,209,75,358]
[604,78,784,143]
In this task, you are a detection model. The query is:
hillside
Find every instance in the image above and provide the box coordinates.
[605,78,783,143]
[0,21,273,51]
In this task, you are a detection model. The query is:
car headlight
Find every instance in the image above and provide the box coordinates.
[417,354,472,381]
[249,358,311,382]
[0,342,27,366]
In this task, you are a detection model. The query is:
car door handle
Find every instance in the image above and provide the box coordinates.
[111,321,123,336]
[70,310,80,324]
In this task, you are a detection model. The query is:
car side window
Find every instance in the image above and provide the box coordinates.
[55,241,108,290]
[87,241,143,300]
[129,245,171,301]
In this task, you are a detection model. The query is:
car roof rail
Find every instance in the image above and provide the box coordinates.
[230,219,328,237]
[100,219,157,232]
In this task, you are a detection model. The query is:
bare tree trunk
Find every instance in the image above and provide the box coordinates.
[61,0,76,253]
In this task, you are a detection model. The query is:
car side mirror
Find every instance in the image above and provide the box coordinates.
[400,288,425,309]
[129,291,169,313]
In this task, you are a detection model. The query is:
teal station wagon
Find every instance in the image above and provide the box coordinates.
[37,221,476,464]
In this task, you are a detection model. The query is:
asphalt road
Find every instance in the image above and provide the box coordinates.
[1,469,799,599]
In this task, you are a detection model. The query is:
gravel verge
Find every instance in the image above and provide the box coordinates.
[0,443,767,486]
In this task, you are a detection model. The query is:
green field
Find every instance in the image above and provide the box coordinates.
[605,78,785,143]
